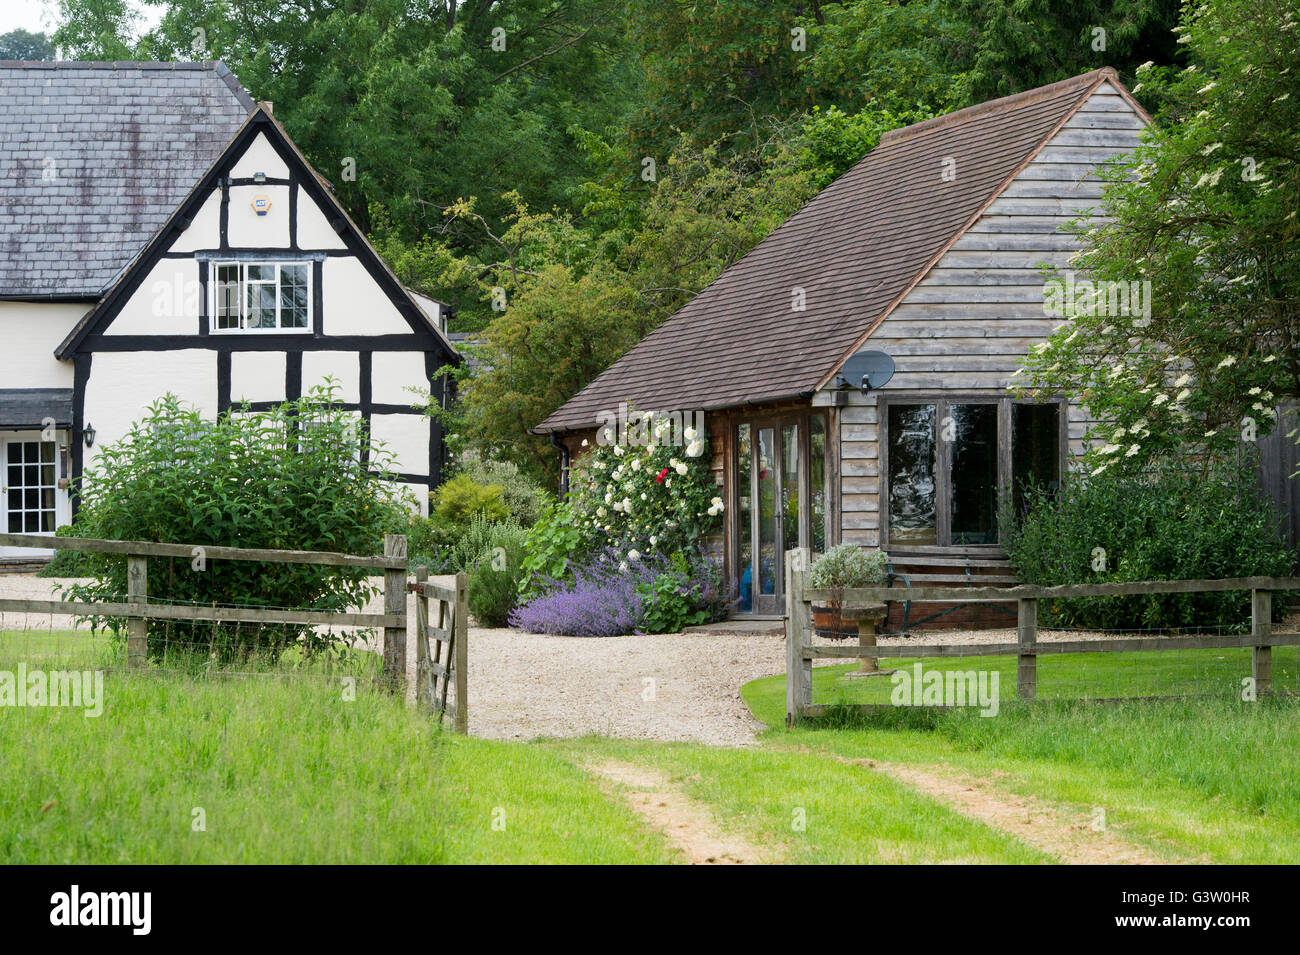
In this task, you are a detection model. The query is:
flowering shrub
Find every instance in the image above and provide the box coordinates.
[511,548,733,636]
[510,550,657,637]
[568,418,723,567]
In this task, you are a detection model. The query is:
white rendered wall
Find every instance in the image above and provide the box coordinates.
[0,302,81,388]
[83,349,217,468]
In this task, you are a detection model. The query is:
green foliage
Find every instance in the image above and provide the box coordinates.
[466,521,529,627]
[1002,459,1297,630]
[794,104,938,190]
[938,0,1183,104]
[1019,0,1300,472]
[636,550,730,634]
[456,458,552,527]
[519,502,596,598]
[809,544,890,596]
[430,138,814,482]
[55,0,634,250]
[0,29,55,60]
[434,473,509,525]
[63,388,408,660]
[38,527,93,578]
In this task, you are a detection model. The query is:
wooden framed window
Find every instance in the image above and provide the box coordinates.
[210,261,311,333]
[881,395,1064,551]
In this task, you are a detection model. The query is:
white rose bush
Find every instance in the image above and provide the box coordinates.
[513,419,734,635]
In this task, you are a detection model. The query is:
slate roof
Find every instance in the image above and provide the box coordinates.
[0,61,255,297]
[0,388,74,429]
[536,68,1138,434]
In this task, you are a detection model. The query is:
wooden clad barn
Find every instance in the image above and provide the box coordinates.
[537,67,1294,627]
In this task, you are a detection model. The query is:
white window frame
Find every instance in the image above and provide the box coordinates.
[209,261,313,334]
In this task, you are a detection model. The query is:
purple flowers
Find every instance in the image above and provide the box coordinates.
[509,551,659,637]
[509,548,735,637]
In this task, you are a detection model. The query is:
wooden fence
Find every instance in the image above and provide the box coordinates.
[0,530,412,683]
[412,566,468,734]
[784,547,1300,725]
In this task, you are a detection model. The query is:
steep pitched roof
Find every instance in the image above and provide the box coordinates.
[55,106,461,364]
[0,61,255,298]
[536,68,1143,434]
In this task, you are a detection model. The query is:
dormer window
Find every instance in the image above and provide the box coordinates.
[211,261,310,332]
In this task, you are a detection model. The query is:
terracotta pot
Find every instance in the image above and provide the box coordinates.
[811,605,859,641]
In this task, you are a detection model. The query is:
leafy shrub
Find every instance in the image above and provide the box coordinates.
[637,550,734,633]
[1002,459,1296,630]
[458,457,551,527]
[808,544,889,597]
[466,521,529,627]
[434,473,509,525]
[399,512,461,571]
[511,548,731,636]
[63,389,408,661]
[38,526,93,578]
[518,501,599,598]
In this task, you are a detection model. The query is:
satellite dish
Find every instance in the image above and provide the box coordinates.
[835,350,895,392]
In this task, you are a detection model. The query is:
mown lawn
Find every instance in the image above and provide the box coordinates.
[742,666,1300,864]
[787,646,1300,706]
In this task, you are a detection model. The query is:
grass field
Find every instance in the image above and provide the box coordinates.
[779,647,1300,706]
[6,628,1300,863]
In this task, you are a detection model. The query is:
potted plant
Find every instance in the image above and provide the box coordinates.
[808,544,889,641]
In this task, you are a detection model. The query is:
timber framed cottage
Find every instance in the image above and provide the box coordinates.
[0,61,458,559]
[538,67,1296,626]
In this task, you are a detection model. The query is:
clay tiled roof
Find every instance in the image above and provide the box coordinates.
[537,68,1127,433]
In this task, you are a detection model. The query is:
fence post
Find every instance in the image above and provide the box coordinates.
[414,565,431,709]
[1252,588,1272,697]
[382,534,408,691]
[1017,597,1037,701]
[454,569,468,735]
[127,554,148,667]
[785,547,811,727]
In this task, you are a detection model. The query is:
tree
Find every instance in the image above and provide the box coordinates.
[427,137,816,482]
[938,0,1184,105]
[0,29,56,60]
[1019,0,1300,472]
[53,0,636,245]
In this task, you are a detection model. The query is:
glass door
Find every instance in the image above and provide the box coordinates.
[1,435,63,557]
[735,415,824,615]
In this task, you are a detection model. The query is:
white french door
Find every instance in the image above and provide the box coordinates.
[1,433,69,557]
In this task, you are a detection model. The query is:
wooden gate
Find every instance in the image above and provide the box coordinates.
[413,565,468,734]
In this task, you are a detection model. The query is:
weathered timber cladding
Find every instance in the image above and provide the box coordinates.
[826,84,1147,551]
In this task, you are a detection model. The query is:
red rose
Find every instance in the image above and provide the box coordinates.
[656,467,669,483]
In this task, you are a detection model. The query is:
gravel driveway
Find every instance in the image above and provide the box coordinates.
[463,628,785,746]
